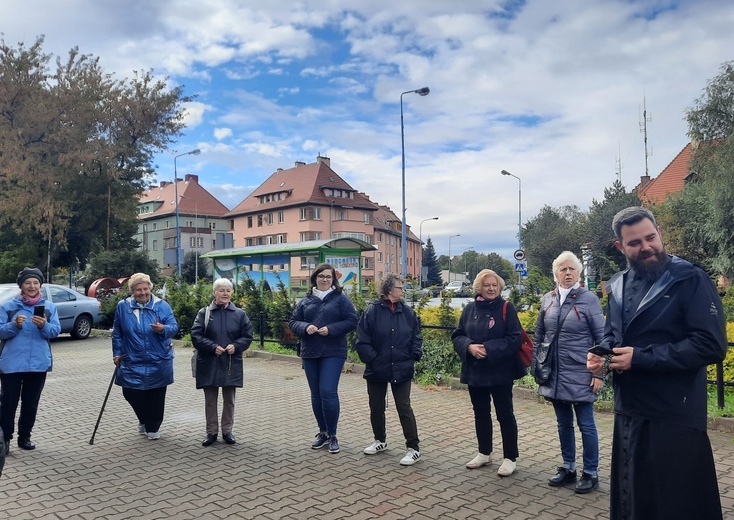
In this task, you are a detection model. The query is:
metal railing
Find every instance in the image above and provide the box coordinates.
[256,313,733,410]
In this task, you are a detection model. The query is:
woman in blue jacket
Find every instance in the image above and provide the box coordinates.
[112,273,178,440]
[356,274,423,466]
[289,263,357,454]
[0,268,61,453]
[534,251,605,494]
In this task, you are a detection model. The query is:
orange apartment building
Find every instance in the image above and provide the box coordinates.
[225,155,422,288]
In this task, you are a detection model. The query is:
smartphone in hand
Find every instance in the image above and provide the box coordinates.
[589,344,614,356]
[34,305,45,318]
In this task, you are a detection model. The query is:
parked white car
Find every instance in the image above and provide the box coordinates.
[0,283,103,339]
[442,281,472,298]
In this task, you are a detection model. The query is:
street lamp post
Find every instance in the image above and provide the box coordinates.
[174,148,200,277]
[401,86,430,279]
[501,169,522,288]
[448,234,460,283]
[418,216,438,286]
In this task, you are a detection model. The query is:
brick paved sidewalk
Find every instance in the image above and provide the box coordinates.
[1,337,732,519]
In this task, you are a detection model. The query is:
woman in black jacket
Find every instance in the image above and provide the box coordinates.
[452,269,524,477]
[356,274,423,466]
[191,278,253,447]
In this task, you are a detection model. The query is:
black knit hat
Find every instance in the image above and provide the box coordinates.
[17,267,45,287]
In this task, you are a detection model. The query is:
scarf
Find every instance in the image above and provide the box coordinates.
[312,287,334,300]
[557,282,580,306]
[20,293,42,306]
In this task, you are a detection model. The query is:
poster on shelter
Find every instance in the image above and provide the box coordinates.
[324,255,360,289]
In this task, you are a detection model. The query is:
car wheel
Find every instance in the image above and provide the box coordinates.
[71,315,92,340]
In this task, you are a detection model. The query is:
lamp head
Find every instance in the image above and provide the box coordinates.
[416,87,430,96]
[501,169,511,176]
[191,149,201,156]
[432,216,439,220]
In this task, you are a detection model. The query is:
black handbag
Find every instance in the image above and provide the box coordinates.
[533,341,554,385]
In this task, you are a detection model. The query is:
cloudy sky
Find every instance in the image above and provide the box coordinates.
[4,0,734,260]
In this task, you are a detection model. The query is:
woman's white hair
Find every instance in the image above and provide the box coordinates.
[551,251,583,282]
[213,278,234,291]
[128,272,152,290]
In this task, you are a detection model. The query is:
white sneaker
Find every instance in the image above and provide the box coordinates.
[465,452,492,469]
[147,431,161,440]
[400,448,421,466]
[497,458,516,477]
[138,424,146,435]
[363,439,388,455]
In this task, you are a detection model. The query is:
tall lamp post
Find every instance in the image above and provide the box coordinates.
[448,234,460,283]
[418,216,438,286]
[401,86,430,278]
[174,148,201,277]
[501,169,522,288]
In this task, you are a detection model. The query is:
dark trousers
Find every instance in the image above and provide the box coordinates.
[122,386,167,433]
[367,380,419,451]
[0,372,47,441]
[468,384,519,459]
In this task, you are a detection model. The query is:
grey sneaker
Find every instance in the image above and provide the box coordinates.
[311,432,329,449]
[138,423,146,435]
[328,436,340,453]
[363,439,388,455]
[147,431,161,440]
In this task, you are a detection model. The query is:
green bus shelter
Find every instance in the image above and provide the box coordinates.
[201,237,376,295]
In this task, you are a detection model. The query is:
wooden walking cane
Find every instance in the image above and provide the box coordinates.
[89,364,119,445]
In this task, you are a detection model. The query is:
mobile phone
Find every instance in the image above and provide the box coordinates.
[589,344,614,356]
[34,305,45,317]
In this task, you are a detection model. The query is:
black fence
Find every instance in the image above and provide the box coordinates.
[254,313,733,410]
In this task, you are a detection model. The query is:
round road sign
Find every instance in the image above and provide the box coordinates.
[513,249,526,261]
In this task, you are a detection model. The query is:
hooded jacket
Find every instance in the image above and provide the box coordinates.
[289,290,357,359]
[112,294,179,390]
[534,286,605,402]
[355,299,423,383]
[600,255,727,430]
[191,301,253,388]
[0,296,61,374]
[452,296,525,386]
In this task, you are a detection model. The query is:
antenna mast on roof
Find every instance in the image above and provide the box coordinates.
[639,94,653,177]
[615,142,623,184]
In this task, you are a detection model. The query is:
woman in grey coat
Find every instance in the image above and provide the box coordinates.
[191,278,253,447]
[533,251,605,494]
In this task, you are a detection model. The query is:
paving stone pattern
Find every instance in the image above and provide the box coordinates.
[1,336,732,519]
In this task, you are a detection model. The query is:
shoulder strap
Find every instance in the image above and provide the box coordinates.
[204,306,211,332]
[502,300,508,321]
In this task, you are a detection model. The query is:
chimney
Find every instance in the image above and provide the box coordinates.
[638,175,651,189]
[316,155,330,167]
[277,168,283,172]
[160,181,168,188]
[185,174,198,183]
[295,161,306,167]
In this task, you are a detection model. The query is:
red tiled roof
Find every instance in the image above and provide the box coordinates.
[638,143,693,204]
[227,160,377,216]
[138,174,230,219]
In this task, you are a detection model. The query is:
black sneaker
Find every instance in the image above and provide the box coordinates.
[311,432,329,449]
[548,467,577,487]
[328,436,340,453]
[575,473,599,494]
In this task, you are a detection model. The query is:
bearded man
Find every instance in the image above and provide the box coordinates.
[588,206,727,520]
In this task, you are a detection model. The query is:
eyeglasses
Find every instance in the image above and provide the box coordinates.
[393,286,404,291]
[317,275,333,280]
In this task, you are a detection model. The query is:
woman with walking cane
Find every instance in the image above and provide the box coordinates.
[112,273,178,440]
[0,267,61,454]
[191,278,253,447]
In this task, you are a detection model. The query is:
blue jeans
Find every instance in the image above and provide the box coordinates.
[552,400,599,477]
[302,357,344,437]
